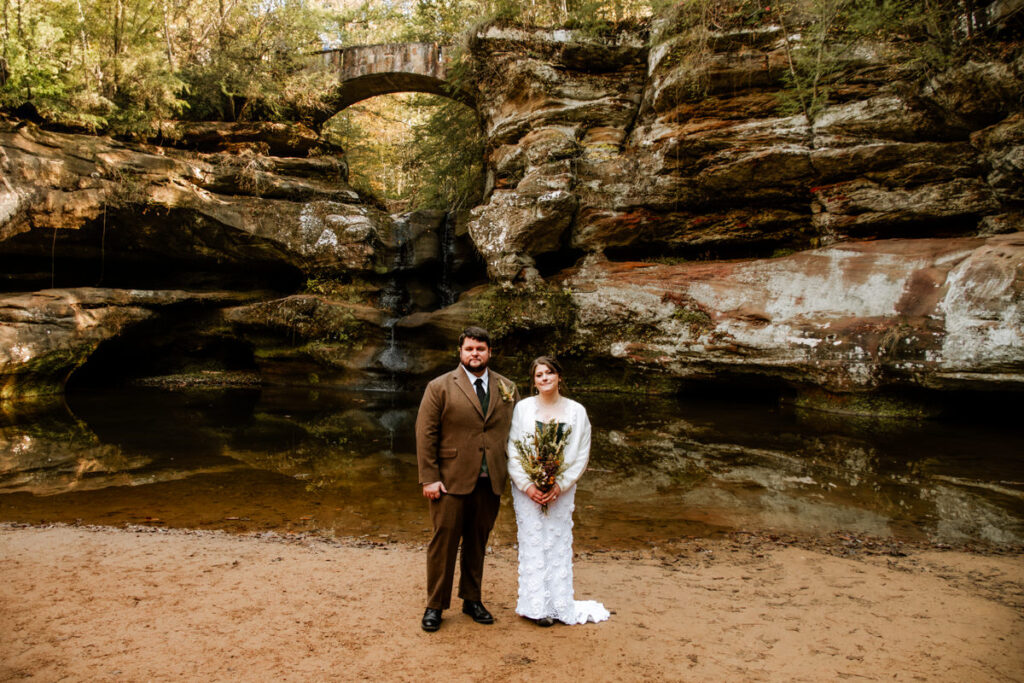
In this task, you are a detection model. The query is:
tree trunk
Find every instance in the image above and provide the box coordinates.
[2,0,8,87]
[74,0,91,86]
[162,0,175,69]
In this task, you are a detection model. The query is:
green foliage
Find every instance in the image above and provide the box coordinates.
[322,93,426,205]
[322,91,484,211]
[476,0,651,30]
[647,0,768,101]
[771,0,994,123]
[404,0,480,43]
[408,96,485,210]
[0,5,69,109]
[650,0,766,41]
[0,0,335,134]
[177,0,336,123]
[303,275,372,303]
[773,0,856,124]
[0,0,188,133]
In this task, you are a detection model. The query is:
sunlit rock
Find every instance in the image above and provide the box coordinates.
[564,234,1024,393]
[0,121,384,278]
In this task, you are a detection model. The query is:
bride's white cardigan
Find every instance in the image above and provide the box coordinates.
[505,395,592,493]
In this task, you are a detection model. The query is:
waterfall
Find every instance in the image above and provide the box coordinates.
[376,214,413,390]
[378,215,412,316]
[438,212,458,308]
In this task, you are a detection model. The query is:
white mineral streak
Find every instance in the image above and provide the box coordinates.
[9,344,34,363]
[675,248,934,371]
[10,433,33,454]
[0,188,21,226]
[647,38,676,76]
[939,245,1024,370]
[812,95,904,132]
[299,203,321,239]
[314,228,338,250]
[691,248,928,319]
[610,341,629,358]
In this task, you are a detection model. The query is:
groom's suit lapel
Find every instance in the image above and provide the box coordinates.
[452,368,486,420]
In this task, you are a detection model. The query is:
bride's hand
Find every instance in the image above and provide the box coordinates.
[538,483,561,505]
[525,484,545,504]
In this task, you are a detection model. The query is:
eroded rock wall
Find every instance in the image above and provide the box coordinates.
[2,14,1023,404]
[0,121,468,397]
[467,21,1022,279]
[449,17,1024,398]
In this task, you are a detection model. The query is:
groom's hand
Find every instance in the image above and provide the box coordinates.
[423,481,447,500]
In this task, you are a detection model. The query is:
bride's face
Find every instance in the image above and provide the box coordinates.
[533,364,560,395]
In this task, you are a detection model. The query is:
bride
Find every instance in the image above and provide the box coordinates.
[506,355,610,627]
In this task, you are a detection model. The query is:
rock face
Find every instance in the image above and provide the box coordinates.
[0,121,473,398]
[1,12,1023,406]
[0,121,381,281]
[568,233,1024,393]
[449,16,1024,399]
[0,288,259,399]
[465,21,1020,281]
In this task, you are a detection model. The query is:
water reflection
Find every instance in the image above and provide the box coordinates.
[1,387,1021,548]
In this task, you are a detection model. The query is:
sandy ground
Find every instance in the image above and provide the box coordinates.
[1,524,1022,682]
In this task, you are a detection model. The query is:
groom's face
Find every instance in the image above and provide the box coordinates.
[459,337,490,375]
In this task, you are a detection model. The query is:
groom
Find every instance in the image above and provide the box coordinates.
[415,326,519,632]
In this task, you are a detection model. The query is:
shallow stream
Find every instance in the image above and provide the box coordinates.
[2,386,1022,549]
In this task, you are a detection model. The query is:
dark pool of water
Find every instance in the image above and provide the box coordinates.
[1,386,1022,548]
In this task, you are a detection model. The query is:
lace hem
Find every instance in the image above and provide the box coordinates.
[511,485,609,625]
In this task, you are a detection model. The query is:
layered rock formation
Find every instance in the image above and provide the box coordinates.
[1,11,1023,409]
[0,121,475,398]
[445,16,1024,402]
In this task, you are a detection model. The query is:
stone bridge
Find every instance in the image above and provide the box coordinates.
[318,43,475,112]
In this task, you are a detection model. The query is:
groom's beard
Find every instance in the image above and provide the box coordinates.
[462,358,489,374]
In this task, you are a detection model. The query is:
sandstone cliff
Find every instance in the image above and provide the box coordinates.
[1,13,1022,410]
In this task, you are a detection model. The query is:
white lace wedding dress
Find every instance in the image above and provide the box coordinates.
[507,397,610,625]
[511,483,609,624]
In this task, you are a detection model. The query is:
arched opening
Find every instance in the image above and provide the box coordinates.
[333,71,476,112]
[322,91,485,214]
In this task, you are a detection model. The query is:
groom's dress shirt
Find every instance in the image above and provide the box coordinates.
[462,366,489,393]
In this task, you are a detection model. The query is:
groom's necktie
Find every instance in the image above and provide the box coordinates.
[474,377,490,477]
[474,377,489,414]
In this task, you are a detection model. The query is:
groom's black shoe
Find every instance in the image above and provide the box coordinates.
[421,607,442,632]
[462,600,494,624]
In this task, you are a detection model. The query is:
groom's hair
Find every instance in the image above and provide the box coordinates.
[459,326,491,347]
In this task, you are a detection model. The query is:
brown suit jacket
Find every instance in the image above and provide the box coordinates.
[416,367,519,496]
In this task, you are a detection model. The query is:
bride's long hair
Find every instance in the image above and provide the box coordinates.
[528,355,566,395]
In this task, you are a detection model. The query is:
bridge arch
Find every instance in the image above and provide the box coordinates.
[320,43,476,112]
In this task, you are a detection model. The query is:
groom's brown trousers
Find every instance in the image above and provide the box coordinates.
[426,476,501,610]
